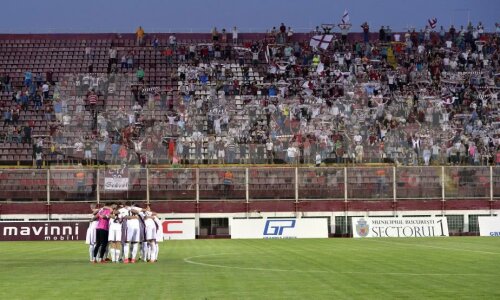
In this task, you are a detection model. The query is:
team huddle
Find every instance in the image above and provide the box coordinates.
[85,202,163,263]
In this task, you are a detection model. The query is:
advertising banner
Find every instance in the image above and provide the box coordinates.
[230,218,328,239]
[162,219,196,240]
[351,217,449,238]
[0,222,88,241]
[478,216,500,237]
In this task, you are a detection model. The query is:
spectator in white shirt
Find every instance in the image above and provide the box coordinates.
[42,82,50,100]
[232,26,238,44]
[169,34,177,49]
[286,145,298,164]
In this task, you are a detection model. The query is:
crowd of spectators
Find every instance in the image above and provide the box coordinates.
[1,21,500,167]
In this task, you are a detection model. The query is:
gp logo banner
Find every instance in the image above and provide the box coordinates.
[263,220,296,236]
[478,216,500,237]
[231,218,328,239]
[351,217,449,238]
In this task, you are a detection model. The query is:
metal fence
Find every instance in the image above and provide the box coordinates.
[0,166,498,203]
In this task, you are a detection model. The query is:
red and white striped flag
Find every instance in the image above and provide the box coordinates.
[428,18,437,29]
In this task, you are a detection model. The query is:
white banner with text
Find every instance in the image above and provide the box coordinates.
[162,219,196,240]
[351,217,449,238]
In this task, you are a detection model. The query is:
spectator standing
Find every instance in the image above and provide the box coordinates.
[2,108,12,127]
[163,47,174,65]
[97,138,107,166]
[136,67,145,83]
[212,27,219,42]
[287,144,298,164]
[375,168,387,196]
[127,52,134,70]
[207,136,216,164]
[23,123,32,144]
[108,47,117,70]
[84,138,93,166]
[111,140,120,164]
[168,34,177,49]
[361,22,370,43]
[85,45,93,60]
[24,71,32,87]
[221,28,227,43]
[217,140,225,164]
[315,152,322,167]
[226,139,237,164]
[340,23,351,43]
[42,82,50,101]
[222,170,233,198]
[379,26,386,42]
[152,36,159,49]
[33,93,42,112]
[2,74,11,92]
[232,26,238,44]
[287,27,294,42]
[32,72,44,88]
[87,90,98,115]
[136,26,145,45]
[35,150,43,169]
[120,54,128,71]
[266,139,274,164]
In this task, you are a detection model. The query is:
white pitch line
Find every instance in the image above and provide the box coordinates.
[366,239,500,255]
[183,253,320,273]
[183,253,500,277]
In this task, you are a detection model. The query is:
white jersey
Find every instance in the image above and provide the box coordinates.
[127,218,140,228]
[108,218,123,242]
[126,206,142,228]
[126,206,145,242]
[145,218,157,240]
[85,221,98,245]
[154,217,164,242]
[117,207,129,222]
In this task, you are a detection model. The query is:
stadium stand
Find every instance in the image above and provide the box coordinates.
[0,27,498,167]
[0,25,499,237]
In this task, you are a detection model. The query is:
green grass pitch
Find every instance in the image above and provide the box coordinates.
[0,237,499,300]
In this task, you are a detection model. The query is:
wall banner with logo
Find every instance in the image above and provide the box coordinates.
[351,217,449,238]
[230,218,328,239]
[0,222,88,241]
[478,216,500,237]
[162,219,196,240]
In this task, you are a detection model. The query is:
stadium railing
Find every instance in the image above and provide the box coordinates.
[0,166,498,203]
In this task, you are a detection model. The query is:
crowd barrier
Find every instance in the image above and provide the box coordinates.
[0,166,498,203]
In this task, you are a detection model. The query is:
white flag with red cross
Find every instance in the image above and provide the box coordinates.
[310,34,334,50]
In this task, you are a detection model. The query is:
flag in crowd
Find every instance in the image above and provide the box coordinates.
[233,46,252,53]
[141,87,160,94]
[309,34,334,50]
[104,166,129,191]
[428,18,437,29]
[341,9,350,25]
